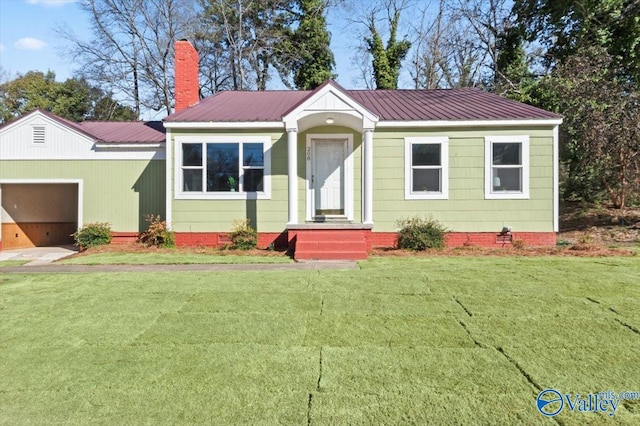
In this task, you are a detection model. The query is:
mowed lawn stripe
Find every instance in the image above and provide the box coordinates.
[309,390,554,425]
[304,315,475,348]
[1,344,319,393]
[464,316,638,349]
[318,347,534,394]
[181,291,322,314]
[1,387,311,425]
[136,312,310,346]
[320,292,465,316]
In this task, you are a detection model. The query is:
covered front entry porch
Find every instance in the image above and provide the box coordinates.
[281,81,379,259]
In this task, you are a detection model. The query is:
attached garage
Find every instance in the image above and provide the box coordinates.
[0,109,166,252]
[0,181,81,249]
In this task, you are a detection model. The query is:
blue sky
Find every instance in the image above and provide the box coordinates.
[0,0,89,81]
[0,0,373,88]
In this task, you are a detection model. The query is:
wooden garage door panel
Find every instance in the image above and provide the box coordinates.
[1,223,76,249]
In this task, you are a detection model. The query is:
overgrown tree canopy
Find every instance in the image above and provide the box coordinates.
[199,0,334,91]
[281,0,335,90]
[364,0,411,89]
[511,0,640,207]
[514,0,640,83]
[0,71,136,124]
[540,49,640,209]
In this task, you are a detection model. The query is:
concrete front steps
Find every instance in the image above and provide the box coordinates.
[292,229,369,260]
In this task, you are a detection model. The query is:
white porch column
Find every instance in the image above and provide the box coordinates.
[363,129,374,225]
[287,128,298,225]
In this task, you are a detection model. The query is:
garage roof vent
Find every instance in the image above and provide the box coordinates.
[32,126,46,144]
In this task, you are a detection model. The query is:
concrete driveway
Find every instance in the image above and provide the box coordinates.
[0,245,79,266]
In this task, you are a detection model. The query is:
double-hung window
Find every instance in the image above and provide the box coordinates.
[485,135,529,199]
[176,136,271,199]
[405,137,449,200]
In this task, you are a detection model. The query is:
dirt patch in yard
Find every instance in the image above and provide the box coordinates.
[558,202,640,247]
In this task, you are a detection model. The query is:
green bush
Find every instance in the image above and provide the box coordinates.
[139,215,175,248]
[230,219,257,250]
[396,216,447,251]
[73,222,112,250]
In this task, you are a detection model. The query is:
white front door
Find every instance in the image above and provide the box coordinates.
[313,139,345,216]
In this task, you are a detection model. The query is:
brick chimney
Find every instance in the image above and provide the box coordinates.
[174,39,199,112]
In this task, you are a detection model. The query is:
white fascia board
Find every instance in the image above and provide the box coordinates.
[163,121,284,129]
[94,143,165,149]
[378,119,563,128]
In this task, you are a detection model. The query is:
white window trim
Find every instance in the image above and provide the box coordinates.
[484,135,530,199]
[404,136,449,200]
[174,135,271,200]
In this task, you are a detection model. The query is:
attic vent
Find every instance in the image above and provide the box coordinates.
[32,126,46,144]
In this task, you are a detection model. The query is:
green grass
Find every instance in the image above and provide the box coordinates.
[1,256,639,425]
[58,251,293,265]
[0,260,29,268]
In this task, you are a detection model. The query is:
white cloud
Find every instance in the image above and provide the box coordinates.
[26,0,76,6]
[0,44,5,52]
[14,38,48,50]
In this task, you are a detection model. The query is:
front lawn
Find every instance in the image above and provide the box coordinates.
[1,256,639,425]
[0,260,29,268]
[58,251,293,265]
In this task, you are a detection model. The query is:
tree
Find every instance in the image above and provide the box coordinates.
[409,0,513,90]
[513,0,640,83]
[364,0,411,89]
[58,0,195,117]
[542,48,640,208]
[493,24,536,102]
[199,0,293,91]
[281,0,335,90]
[0,71,136,124]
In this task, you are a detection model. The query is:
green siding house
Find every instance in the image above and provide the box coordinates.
[0,40,562,259]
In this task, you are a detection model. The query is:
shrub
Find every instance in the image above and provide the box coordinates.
[139,215,175,248]
[396,216,447,251]
[73,222,112,250]
[230,219,257,250]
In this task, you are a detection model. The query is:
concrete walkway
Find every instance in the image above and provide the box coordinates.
[0,245,78,266]
[0,246,357,273]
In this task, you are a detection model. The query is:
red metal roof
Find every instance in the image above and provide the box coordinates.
[167,90,310,122]
[0,109,165,143]
[78,121,165,143]
[165,83,561,123]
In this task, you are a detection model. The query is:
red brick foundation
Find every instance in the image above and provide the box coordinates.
[171,230,557,252]
[366,231,557,248]
[111,232,139,245]
[174,232,288,249]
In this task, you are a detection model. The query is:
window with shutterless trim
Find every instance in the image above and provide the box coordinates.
[404,136,449,200]
[484,135,529,199]
[175,136,271,200]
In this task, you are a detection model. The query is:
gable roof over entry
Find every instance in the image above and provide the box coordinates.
[164,79,561,126]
